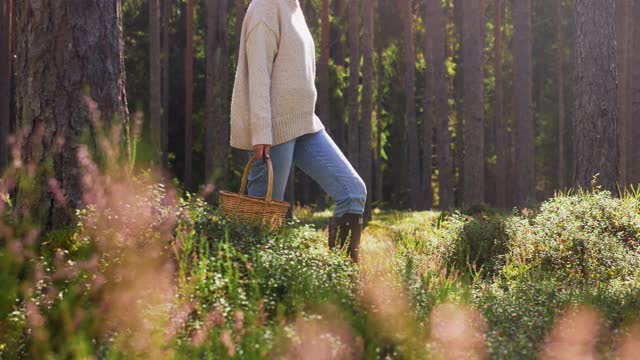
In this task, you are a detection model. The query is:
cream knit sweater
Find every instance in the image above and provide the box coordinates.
[230,0,325,150]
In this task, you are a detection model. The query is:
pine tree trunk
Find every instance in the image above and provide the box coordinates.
[375,37,384,204]
[629,0,640,186]
[427,0,453,210]
[331,0,348,151]
[461,0,485,206]
[615,0,625,188]
[624,0,634,186]
[400,0,421,209]
[15,0,128,226]
[161,0,171,166]
[494,0,506,208]
[0,0,12,170]
[347,0,360,170]
[574,0,619,191]
[232,0,247,177]
[318,0,330,126]
[206,0,219,185]
[513,0,534,207]
[235,0,245,47]
[184,0,194,189]
[361,0,374,220]
[150,0,162,161]
[557,0,566,190]
[206,0,230,189]
[422,0,434,209]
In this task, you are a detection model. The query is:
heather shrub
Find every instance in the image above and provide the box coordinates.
[503,191,640,284]
[432,212,510,278]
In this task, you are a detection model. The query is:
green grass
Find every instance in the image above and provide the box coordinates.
[2,189,640,359]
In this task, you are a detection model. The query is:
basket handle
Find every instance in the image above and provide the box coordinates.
[239,156,274,202]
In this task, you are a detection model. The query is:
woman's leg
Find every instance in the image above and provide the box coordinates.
[293,130,367,217]
[247,139,296,201]
[293,130,366,261]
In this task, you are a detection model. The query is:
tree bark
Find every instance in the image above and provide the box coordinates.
[573,0,619,191]
[375,32,384,204]
[400,0,421,209]
[184,0,194,189]
[494,0,506,208]
[427,0,453,210]
[615,0,633,189]
[15,0,128,226]
[361,0,374,220]
[235,0,246,47]
[629,0,640,186]
[161,0,171,166]
[232,0,247,177]
[318,0,330,127]
[206,0,230,189]
[0,0,13,170]
[331,0,348,150]
[557,0,566,190]
[513,0,534,207]
[461,0,485,206]
[150,0,162,161]
[422,0,434,209]
[453,0,464,207]
[347,0,360,170]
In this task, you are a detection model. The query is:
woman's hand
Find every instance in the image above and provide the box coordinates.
[253,144,271,160]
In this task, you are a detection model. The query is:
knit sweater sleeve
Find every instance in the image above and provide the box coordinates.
[246,22,279,146]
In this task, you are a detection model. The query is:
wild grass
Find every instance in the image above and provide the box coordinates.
[1,119,640,358]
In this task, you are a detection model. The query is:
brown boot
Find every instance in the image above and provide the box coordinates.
[328,213,363,262]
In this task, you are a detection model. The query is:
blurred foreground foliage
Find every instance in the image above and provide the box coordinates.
[1,180,640,358]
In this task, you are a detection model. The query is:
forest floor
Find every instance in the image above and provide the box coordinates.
[2,189,640,359]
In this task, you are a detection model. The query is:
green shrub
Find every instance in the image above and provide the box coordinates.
[504,191,640,284]
[433,212,510,277]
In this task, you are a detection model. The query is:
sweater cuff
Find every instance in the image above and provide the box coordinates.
[251,115,273,146]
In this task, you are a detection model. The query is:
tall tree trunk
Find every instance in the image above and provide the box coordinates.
[318,0,330,126]
[0,0,13,170]
[150,0,162,161]
[161,0,171,166]
[361,0,374,220]
[573,0,619,191]
[347,0,360,170]
[15,0,128,226]
[557,0,566,190]
[427,0,453,209]
[375,33,384,204]
[461,0,485,206]
[494,0,506,207]
[400,0,421,209]
[615,0,631,189]
[630,0,640,186]
[513,0,534,207]
[331,0,348,150]
[422,0,434,209]
[206,0,230,189]
[453,0,464,207]
[614,0,624,186]
[232,0,247,177]
[235,0,245,47]
[184,0,194,189]
[206,0,219,185]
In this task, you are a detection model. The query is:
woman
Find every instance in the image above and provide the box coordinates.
[230,0,366,261]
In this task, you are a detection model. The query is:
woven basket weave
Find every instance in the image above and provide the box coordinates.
[219,156,290,230]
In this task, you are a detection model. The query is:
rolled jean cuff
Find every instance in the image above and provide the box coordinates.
[334,197,366,218]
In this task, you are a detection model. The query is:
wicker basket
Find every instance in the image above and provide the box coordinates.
[219,156,290,230]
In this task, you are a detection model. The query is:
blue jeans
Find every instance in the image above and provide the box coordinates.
[247,130,367,217]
